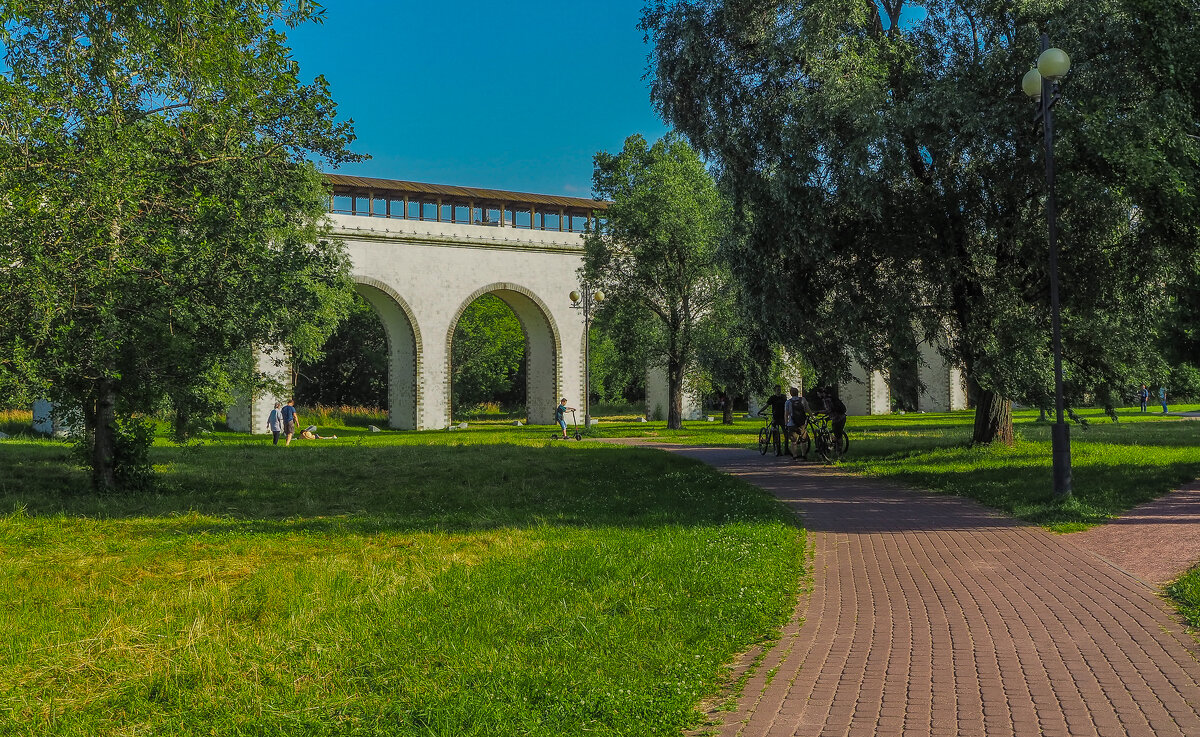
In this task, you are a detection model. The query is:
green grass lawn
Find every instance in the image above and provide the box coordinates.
[1167,565,1200,629]
[0,427,804,736]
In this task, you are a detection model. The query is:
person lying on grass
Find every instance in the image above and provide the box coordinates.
[300,425,338,440]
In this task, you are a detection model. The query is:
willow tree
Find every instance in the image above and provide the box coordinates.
[643,0,1200,443]
[0,1,360,489]
[583,134,726,430]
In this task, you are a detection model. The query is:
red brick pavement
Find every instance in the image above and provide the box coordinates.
[1065,481,1200,586]
[645,444,1200,737]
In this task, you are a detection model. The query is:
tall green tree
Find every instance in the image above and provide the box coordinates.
[0,1,360,489]
[584,134,727,429]
[643,0,1200,444]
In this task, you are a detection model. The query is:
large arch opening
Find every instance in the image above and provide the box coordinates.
[447,284,560,425]
[294,277,422,430]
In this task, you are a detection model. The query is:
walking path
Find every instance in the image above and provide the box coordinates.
[1066,481,1200,586]
[638,444,1200,737]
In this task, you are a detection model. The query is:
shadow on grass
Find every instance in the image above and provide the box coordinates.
[841,441,1200,531]
[0,441,798,537]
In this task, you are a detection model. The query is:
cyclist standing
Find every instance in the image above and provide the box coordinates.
[758,385,788,456]
[785,386,810,460]
[826,386,848,446]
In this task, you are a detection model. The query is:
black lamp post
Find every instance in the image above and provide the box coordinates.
[1022,34,1073,500]
[570,286,605,428]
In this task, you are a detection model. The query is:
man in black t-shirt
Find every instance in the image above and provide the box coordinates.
[826,387,847,442]
[757,385,788,456]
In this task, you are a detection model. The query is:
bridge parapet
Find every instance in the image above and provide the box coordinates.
[327,213,586,253]
[325,173,607,238]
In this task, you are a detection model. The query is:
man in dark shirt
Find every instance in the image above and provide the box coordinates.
[281,399,298,447]
[757,385,788,456]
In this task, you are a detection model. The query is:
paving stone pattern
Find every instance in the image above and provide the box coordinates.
[658,445,1200,737]
[1066,481,1200,586]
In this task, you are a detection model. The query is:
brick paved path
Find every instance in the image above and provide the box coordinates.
[1066,481,1200,586]
[654,445,1200,737]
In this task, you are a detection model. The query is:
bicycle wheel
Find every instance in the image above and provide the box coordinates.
[758,427,770,455]
[814,430,833,462]
[837,432,849,456]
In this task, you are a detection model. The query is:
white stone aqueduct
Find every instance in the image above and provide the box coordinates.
[228,174,602,433]
[214,173,967,434]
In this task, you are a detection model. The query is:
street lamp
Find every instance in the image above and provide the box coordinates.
[570,286,606,428]
[1022,34,1073,500]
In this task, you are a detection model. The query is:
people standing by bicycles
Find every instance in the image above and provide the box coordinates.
[757,385,788,456]
[826,386,848,447]
[785,386,810,460]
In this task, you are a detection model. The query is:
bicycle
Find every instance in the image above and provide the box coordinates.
[806,413,842,463]
[757,415,772,455]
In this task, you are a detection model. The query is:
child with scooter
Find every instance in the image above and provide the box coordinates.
[554,398,582,441]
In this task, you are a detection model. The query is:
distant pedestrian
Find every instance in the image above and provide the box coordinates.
[1139,384,1149,413]
[266,401,283,445]
[1160,386,1168,414]
[281,399,298,446]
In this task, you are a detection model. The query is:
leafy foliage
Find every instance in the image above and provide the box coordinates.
[296,292,389,409]
[641,0,1200,443]
[584,134,728,429]
[0,1,361,488]
[451,295,526,413]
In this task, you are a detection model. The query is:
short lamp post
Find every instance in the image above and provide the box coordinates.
[570,286,605,428]
[1022,34,1073,500]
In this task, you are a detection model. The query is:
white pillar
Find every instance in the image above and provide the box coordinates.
[31,400,74,437]
[356,283,420,430]
[646,363,703,421]
[917,341,968,412]
[840,362,891,416]
[226,347,290,434]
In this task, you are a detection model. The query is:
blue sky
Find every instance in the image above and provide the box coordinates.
[285,1,669,197]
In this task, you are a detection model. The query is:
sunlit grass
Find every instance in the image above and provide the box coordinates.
[1167,565,1200,629]
[0,432,804,736]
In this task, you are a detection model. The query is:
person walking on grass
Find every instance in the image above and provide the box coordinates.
[1160,386,1169,414]
[281,399,298,447]
[555,398,575,439]
[266,401,283,446]
[1139,384,1150,412]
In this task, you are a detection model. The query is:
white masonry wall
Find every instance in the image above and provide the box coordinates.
[229,215,588,432]
[645,364,704,422]
[840,362,892,416]
[917,340,969,412]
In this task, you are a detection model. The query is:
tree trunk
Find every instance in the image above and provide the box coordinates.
[92,379,117,491]
[722,395,734,425]
[173,405,191,443]
[972,389,1014,446]
[667,357,684,430]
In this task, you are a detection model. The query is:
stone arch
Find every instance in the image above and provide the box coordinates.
[445,282,563,425]
[352,275,424,430]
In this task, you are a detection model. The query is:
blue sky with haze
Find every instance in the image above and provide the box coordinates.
[285,1,669,197]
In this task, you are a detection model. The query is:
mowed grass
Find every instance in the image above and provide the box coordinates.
[0,429,804,736]
[1167,565,1200,629]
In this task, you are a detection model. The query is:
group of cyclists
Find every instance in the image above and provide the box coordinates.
[757,384,849,462]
